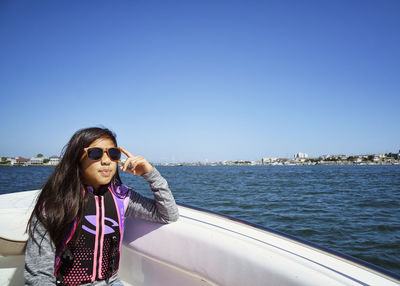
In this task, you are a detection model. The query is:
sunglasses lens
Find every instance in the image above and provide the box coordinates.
[87,148,103,160]
[108,148,121,160]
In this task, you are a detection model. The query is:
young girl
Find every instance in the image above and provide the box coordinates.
[25,127,179,286]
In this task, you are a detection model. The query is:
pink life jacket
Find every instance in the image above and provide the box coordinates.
[54,180,131,285]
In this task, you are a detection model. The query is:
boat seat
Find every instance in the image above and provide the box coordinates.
[0,237,26,256]
[0,206,32,257]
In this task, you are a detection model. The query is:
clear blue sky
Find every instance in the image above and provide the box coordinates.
[1,0,399,162]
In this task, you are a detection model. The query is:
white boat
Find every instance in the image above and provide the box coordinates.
[0,190,399,286]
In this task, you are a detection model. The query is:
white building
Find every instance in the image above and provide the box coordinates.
[6,157,16,165]
[30,157,44,165]
[262,158,277,164]
[49,157,60,165]
[294,152,309,159]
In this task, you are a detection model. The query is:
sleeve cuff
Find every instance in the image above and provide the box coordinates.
[141,167,161,184]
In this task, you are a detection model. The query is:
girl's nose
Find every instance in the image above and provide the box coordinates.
[101,152,111,164]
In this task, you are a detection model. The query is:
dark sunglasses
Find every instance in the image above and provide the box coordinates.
[82,147,122,161]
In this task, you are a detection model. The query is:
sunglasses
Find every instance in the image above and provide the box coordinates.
[82,147,122,161]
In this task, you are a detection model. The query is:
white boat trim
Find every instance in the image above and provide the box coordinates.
[178,204,400,285]
[177,204,400,285]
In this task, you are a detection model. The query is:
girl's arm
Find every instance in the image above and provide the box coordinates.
[119,148,179,223]
[24,216,56,285]
[125,167,179,223]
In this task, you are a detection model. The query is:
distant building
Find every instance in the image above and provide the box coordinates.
[49,157,60,165]
[6,157,16,165]
[262,158,277,164]
[16,157,29,165]
[30,157,44,165]
[373,156,380,162]
[355,156,363,163]
[294,152,309,159]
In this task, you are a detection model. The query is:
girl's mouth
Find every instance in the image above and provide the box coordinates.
[99,170,111,176]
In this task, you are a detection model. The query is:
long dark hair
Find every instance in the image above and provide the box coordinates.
[27,127,122,249]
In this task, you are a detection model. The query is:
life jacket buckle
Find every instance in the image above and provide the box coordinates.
[61,247,74,266]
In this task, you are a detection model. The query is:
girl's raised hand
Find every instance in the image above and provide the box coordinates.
[119,147,153,176]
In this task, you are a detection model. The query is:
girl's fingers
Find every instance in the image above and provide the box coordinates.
[119,154,152,176]
[121,157,134,172]
[120,147,134,158]
[121,157,140,172]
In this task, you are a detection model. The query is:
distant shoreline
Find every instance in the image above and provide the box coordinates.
[3,152,398,167]
[1,162,399,167]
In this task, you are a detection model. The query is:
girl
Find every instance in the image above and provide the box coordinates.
[25,127,179,286]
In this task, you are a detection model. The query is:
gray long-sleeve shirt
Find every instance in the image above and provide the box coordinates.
[24,168,179,285]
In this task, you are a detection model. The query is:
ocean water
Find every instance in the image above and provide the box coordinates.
[1,165,399,275]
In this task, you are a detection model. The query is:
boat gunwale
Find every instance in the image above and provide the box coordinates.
[177,202,400,282]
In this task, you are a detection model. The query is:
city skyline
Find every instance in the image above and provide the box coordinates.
[1,1,399,162]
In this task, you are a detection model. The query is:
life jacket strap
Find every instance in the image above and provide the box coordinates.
[56,247,74,286]
[107,235,119,277]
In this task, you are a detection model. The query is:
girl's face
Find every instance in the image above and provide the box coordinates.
[81,137,118,190]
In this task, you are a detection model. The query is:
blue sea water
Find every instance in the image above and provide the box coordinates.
[1,165,399,275]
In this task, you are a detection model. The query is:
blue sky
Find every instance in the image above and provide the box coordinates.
[1,0,399,162]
